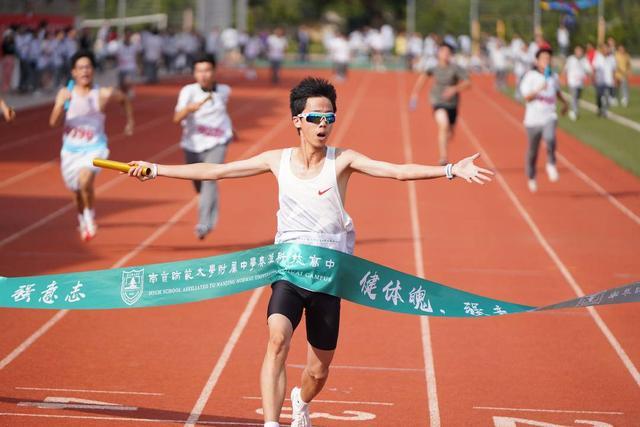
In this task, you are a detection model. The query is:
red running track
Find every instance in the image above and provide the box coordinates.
[0,68,638,426]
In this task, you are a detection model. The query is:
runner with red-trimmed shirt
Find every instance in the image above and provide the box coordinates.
[173,54,234,240]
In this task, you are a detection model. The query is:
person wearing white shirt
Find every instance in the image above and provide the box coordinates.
[244,32,262,80]
[162,29,178,72]
[117,30,140,95]
[490,39,509,90]
[407,32,423,70]
[367,28,385,71]
[519,47,568,192]
[513,43,531,101]
[142,28,162,84]
[173,55,234,239]
[267,28,287,84]
[329,32,350,82]
[592,44,617,117]
[563,45,591,120]
[557,25,570,57]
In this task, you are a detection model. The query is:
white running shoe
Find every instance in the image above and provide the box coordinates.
[568,110,577,121]
[77,214,87,240]
[546,163,559,182]
[528,179,538,193]
[290,387,311,427]
[194,224,210,240]
[83,217,97,241]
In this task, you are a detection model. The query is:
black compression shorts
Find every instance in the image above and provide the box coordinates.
[432,104,458,125]
[267,280,341,351]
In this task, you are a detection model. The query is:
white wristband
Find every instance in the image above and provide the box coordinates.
[150,163,158,179]
[445,163,454,180]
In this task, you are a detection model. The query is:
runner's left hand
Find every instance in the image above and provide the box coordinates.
[452,153,494,184]
[560,102,569,116]
[442,86,457,101]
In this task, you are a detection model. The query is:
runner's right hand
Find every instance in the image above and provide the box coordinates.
[55,88,72,107]
[408,96,418,111]
[128,161,157,181]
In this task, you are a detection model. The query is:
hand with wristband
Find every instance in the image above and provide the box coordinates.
[128,161,158,181]
[448,153,491,184]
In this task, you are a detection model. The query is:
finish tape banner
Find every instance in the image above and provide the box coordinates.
[1,244,638,317]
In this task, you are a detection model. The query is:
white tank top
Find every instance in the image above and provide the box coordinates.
[62,87,107,153]
[275,147,355,254]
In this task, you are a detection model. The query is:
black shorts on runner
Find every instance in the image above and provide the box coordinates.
[267,280,341,351]
[432,104,458,126]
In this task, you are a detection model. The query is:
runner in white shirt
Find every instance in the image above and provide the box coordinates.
[267,28,287,84]
[519,46,568,193]
[328,32,350,82]
[592,44,617,117]
[117,30,139,96]
[173,54,234,240]
[49,51,134,241]
[128,77,493,427]
[563,45,591,120]
[142,28,163,84]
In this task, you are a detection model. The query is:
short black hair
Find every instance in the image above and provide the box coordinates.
[193,54,216,70]
[536,46,553,58]
[289,77,337,116]
[439,42,455,53]
[71,50,96,68]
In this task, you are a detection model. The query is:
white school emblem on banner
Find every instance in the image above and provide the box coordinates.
[121,269,144,306]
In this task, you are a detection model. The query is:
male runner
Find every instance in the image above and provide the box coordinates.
[49,51,134,241]
[128,77,492,426]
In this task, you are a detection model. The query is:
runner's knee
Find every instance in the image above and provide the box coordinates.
[305,364,330,382]
[267,331,290,357]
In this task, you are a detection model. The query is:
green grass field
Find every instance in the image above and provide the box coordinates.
[576,85,640,123]
[503,86,640,177]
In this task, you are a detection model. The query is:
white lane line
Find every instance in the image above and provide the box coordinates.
[18,403,137,411]
[474,406,624,415]
[242,396,394,406]
[184,288,265,427]
[0,413,264,425]
[287,363,424,372]
[459,118,640,388]
[15,386,163,396]
[560,89,640,133]
[473,86,640,226]
[555,152,640,226]
[398,72,441,427]
[0,159,57,189]
[184,73,372,427]
[0,141,180,248]
[0,310,68,370]
[0,196,198,371]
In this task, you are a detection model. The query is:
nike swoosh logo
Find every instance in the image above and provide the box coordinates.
[318,187,333,196]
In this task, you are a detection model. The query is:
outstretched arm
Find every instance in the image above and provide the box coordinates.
[128,149,281,182]
[346,150,493,184]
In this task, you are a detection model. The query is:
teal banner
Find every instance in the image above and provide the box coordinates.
[1,244,638,317]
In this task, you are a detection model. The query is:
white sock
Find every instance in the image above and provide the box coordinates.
[77,213,85,227]
[294,388,308,405]
[264,422,280,427]
[83,208,95,223]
